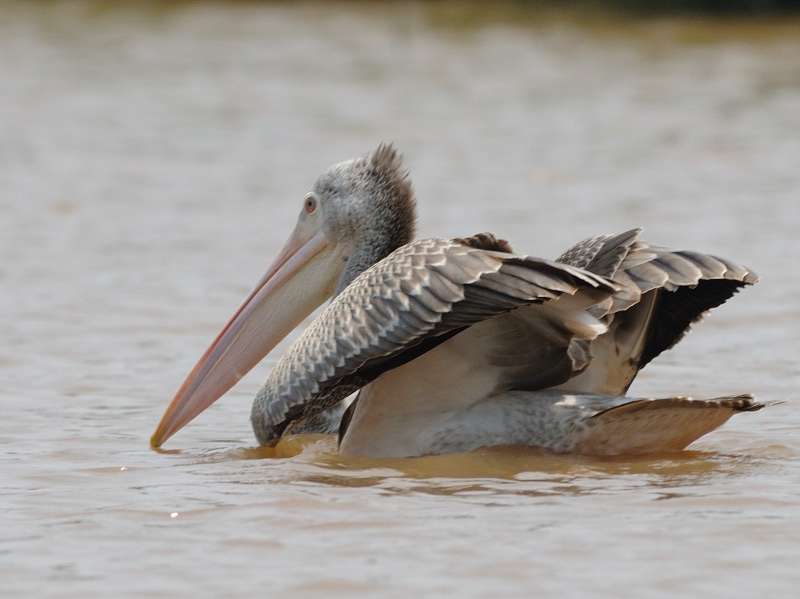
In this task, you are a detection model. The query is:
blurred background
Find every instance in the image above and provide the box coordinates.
[2,2,799,597]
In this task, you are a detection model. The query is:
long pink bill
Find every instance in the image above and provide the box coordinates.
[151,226,342,447]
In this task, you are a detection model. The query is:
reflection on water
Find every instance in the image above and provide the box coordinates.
[2,1,800,597]
[150,433,774,501]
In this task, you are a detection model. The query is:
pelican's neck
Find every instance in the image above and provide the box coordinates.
[335,237,394,296]
[333,207,416,297]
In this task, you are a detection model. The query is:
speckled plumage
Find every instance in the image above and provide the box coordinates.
[246,144,762,457]
[413,392,762,457]
[313,143,417,295]
[251,236,617,445]
[555,229,759,394]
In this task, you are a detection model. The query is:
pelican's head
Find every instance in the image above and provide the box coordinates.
[151,144,416,447]
[306,144,416,293]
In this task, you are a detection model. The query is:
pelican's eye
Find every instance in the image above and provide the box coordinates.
[304,194,318,215]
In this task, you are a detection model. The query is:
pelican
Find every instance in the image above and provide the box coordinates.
[152,144,762,457]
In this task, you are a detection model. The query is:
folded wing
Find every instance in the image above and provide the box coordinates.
[251,234,617,445]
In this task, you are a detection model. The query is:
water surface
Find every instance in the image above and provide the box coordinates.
[2,2,799,597]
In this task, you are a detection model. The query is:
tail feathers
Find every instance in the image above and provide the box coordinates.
[575,394,762,455]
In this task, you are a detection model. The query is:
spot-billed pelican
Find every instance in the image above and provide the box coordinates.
[152,144,762,457]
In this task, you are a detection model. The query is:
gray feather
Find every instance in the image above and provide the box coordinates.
[556,230,758,394]
[415,392,764,457]
[251,237,617,446]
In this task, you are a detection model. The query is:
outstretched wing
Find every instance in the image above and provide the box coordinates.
[556,229,759,394]
[251,234,617,445]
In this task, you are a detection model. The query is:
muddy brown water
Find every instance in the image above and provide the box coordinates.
[2,2,799,597]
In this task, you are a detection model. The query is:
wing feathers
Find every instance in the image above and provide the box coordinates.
[557,231,758,393]
[251,236,616,446]
[251,229,758,451]
[556,228,641,276]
